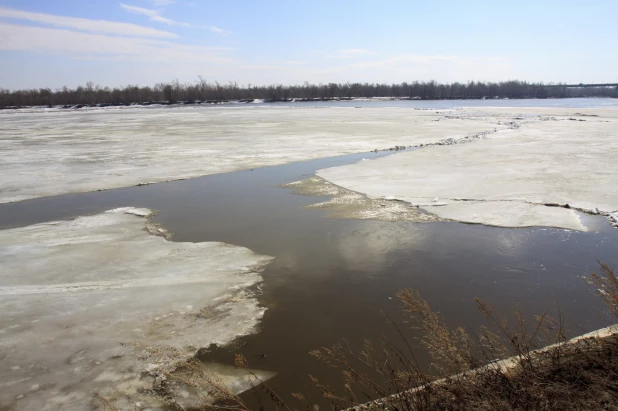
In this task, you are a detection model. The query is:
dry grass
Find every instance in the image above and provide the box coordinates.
[589,262,618,319]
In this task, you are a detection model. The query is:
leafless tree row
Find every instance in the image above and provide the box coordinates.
[0,79,614,108]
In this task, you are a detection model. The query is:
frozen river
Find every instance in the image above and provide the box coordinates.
[2,151,617,409]
[0,99,617,409]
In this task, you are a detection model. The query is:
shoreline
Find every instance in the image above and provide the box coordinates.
[1,95,616,111]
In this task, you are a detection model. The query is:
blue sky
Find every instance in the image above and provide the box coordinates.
[1,0,617,90]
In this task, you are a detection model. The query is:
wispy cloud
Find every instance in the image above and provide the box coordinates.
[334,49,376,59]
[0,6,175,38]
[119,3,189,26]
[315,53,513,82]
[0,22,233,64]
[0,7,514,88]
[149,0,176,6]
[209,25,230,35]
[119,3,230,35]
[313,48,377,59]
[340,49,375,56]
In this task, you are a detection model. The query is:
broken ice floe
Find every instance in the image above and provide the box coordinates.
[0,207,273,410]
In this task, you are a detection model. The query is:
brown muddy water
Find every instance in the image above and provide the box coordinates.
[1,150,617,408]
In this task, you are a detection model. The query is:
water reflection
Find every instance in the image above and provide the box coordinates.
[337,223,429,271]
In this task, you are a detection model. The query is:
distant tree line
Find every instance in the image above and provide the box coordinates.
[0,78,615,108]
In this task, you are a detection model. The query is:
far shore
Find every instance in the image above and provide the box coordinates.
[1,95,616,111]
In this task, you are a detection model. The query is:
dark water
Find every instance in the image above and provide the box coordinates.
[1,149,617,407]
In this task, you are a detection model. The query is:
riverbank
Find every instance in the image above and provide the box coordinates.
[1,96,617,112]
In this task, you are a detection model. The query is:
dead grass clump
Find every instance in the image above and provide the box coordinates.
[588,261,618,319]
[398,289,474,375]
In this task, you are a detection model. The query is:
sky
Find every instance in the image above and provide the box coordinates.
[0,0,617,90]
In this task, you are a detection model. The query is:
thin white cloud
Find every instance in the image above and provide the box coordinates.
[0,12,515,89]
[387,54,459,63]
[0,22,233,64]
[329,49,376,59]
[340,49,374,55]
[0,6,175,38]
[149,0,176,6]
[236,53,512,85]
[315,53,513,82]
[328,49,377,59]
[209,25,230,35]
[119,3,188,26]
[120,3,159,18]
[119,3,229,34]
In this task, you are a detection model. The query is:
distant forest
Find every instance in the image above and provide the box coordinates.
[1,79,616,108]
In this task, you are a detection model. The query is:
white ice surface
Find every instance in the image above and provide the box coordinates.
[0,208,273,410]
[318,108,618,231]
[0,106,507,203]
